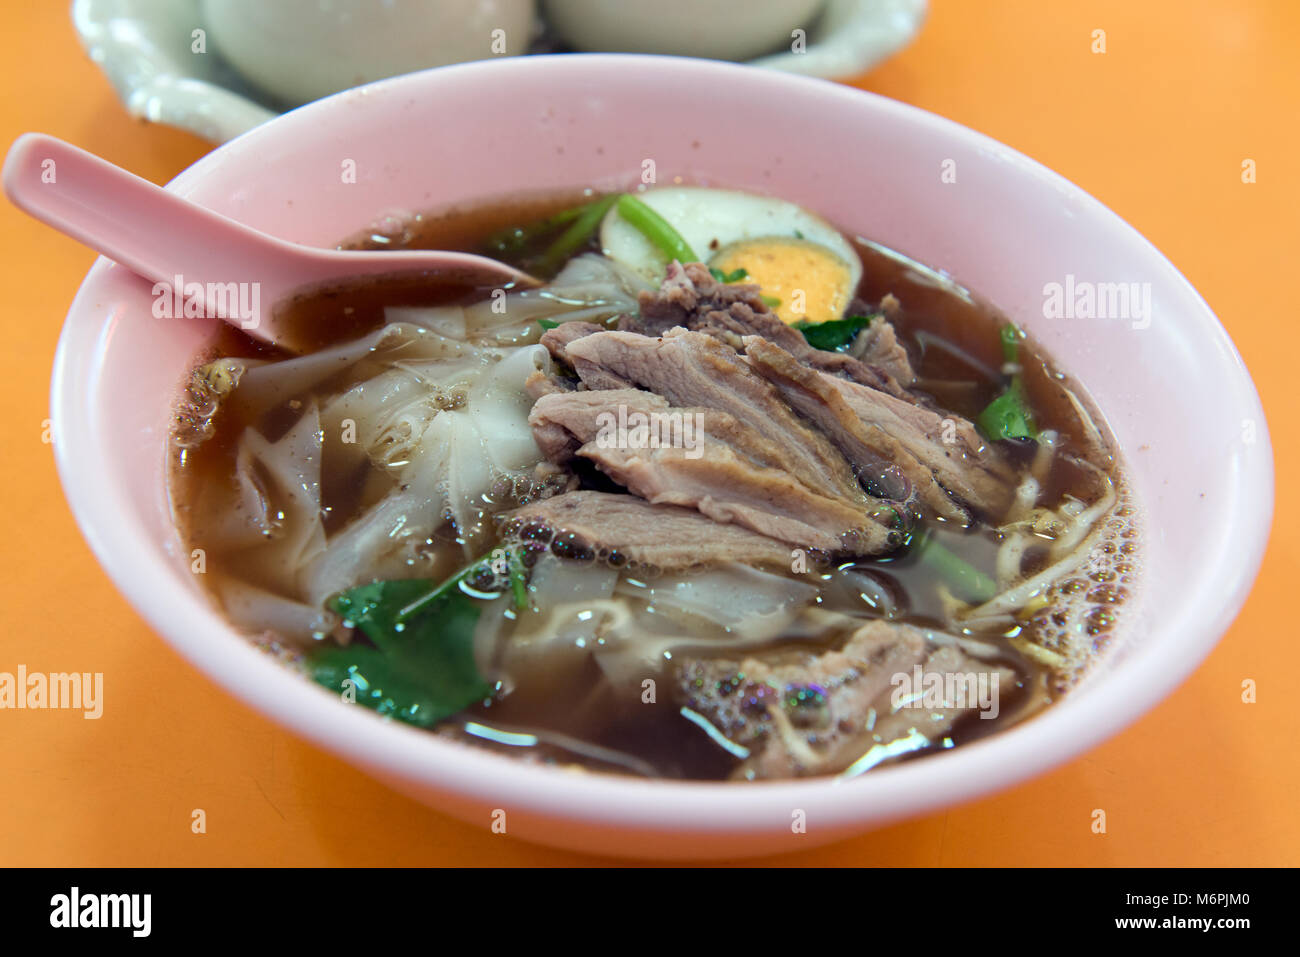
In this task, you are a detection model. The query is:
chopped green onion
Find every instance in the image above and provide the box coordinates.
[708,266,749,283]
[483,205,584,257]
[537,194,618,274]
[537,318,560,331]
[615,194,698,263]
[910,531,997,604]
[999,322,1022,364]
[760,295,782,309]
[977,323,1039,441]
[507,549,529,610]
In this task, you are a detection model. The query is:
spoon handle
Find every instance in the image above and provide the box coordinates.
[2,132,293,302]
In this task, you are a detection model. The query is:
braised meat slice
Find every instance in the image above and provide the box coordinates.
[743,336,1015,521]
[528,389,895,555]
[850,313,915,387]
[676,620,1016,779]
[539,320,606,365]
[578,443,889,553]
[562,327,867,505]
[625,261,913,397]
[503,490,793,571]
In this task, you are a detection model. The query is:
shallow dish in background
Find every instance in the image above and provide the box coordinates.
[71,0,928,143]
[49,54,1272,857]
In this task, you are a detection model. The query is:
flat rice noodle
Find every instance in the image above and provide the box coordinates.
[215,578,336,645]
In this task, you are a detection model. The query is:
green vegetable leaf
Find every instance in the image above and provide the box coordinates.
[309,563,502,728]
[977,323,1039,441]
[977,380,1038,441]
[537,318,560,331]
[708,266,749,283]
[793,314,875,351]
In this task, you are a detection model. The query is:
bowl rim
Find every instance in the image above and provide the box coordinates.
[49,53,1274,848]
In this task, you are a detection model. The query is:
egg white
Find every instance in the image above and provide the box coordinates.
[599,187,863,306]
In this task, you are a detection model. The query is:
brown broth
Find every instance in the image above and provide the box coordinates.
[168,190,1130,780]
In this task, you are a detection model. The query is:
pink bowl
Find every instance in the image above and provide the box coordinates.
[50,54,1273,858]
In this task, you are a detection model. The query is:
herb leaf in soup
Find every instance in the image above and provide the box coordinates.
[977,323,1039,441]
[793,313,876,351]
[309,578,490,728]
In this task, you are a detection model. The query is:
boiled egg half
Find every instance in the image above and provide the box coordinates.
[599,186,862,324]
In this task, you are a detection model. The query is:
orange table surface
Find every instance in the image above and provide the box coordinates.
[1,1,1295,867]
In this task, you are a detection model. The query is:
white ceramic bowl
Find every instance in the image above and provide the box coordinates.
[50,54,1272,858]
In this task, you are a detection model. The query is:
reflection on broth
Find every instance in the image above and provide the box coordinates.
[168,186,1138,781]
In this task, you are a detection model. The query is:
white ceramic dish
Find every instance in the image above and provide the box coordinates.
[48,54,1272,858]
[71,0,928,143]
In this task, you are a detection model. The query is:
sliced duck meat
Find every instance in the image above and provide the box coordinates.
[529,389,893,555]
[524,369,572,403]
[538,320,606,366]
[675,620,1015,779]
[743,336,1015,521]
[578,442,891,554]
[849,315,916,387]
[632,260,770,336]
[626,261,912,397]
[530,388,852,495]
[503,490,793,571]
[562,327,867,505]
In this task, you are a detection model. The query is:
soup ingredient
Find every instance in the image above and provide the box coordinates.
[527,386,893,553]
[504,490,793,571]
[556,327,873,503]
[709,266,749,283]
[710,236,855,324]
[310,577,490,728]
[169,188,1136,781]
[613,194,698,263]
[793,313,877,351]
[628,262,913,396]
[908,529,998,604]
[977,323,1039,441]
[599,187,862,321]
[678,620,1015,779]
[743,336,1015,520]
[847,306,916,386]
[401,251,651,346]
[488,195,618,278]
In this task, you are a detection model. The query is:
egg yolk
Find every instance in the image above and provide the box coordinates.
[709,237,853,325]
